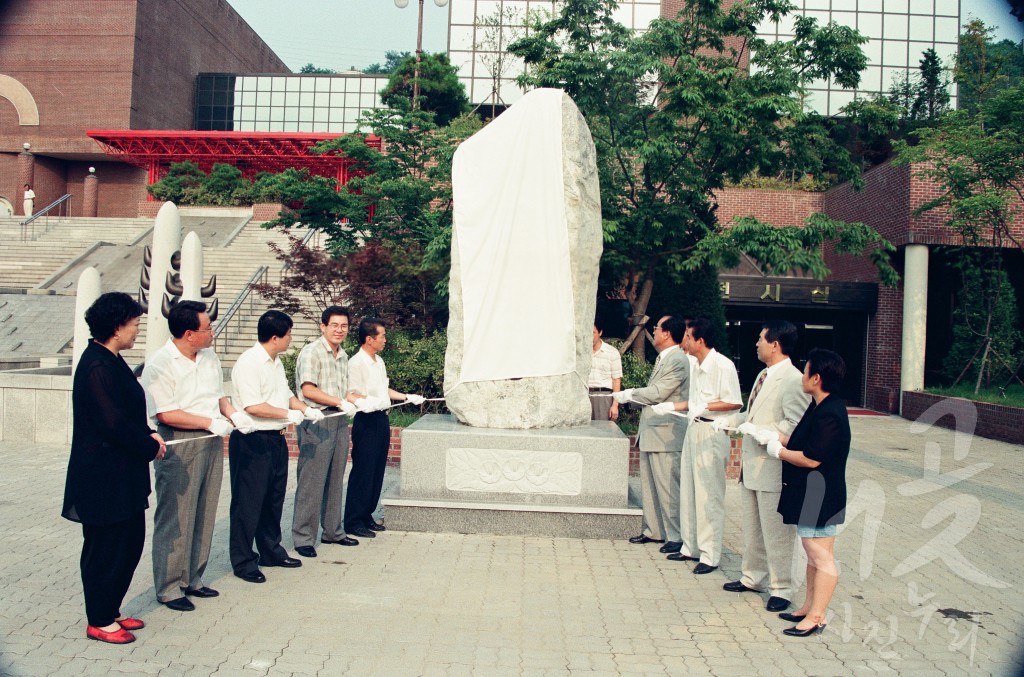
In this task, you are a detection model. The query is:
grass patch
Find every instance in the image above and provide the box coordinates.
[925,383,1024,408]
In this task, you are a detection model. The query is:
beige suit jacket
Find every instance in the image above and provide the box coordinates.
[633,346,690,452]
[738,360,809,492]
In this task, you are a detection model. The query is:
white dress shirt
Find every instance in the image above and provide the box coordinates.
[231,342,294,430]
[348,346,390,411]
[693,348,743,418]
[588,341,623,389]
[142,339,225,422]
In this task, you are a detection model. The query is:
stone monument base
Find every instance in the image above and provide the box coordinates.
[382,415,641,539]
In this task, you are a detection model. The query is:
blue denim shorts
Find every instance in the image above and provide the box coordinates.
[798,524,838,538]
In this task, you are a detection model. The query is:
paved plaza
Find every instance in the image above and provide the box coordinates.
[0,414,1022,676]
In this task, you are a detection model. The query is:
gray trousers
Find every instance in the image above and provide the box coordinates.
[152,427,223,602]
[590,393,612,421]
[638,450,681,542]
[292,414,349,547]
[679,424,729,566]
[739,484,797,600]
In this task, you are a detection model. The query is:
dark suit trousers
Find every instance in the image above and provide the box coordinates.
[344,411,389,532]
[80,512,145,627]
[228,430,289,574]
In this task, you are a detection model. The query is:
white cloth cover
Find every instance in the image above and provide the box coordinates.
[451,88,575,383]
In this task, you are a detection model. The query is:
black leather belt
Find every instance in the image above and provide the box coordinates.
[252,428,287,436]
[322,406,341,413]
[589,388,612,393]
[695,417,715,423]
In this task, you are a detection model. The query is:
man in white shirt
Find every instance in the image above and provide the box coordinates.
[343,317,424,539]
[291,306,360,558]
[142,300,241,611]
[588,320,623,421]
[666,317,742,574]
[229,310,323,583]
[715,320,810,612]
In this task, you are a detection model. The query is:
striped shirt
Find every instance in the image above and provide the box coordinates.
[588,341,623,389]
[295,336,349,409]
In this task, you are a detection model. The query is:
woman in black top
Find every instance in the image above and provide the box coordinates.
[62,292,166,644]
[765,349,851,637]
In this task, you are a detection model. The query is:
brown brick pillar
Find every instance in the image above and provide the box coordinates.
[18,145,34,214]
[83,168,99,217]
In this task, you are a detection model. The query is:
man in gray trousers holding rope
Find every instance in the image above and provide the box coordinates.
[142,300,248,612]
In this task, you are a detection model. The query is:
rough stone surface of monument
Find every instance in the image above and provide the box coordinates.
[444,89,602,429]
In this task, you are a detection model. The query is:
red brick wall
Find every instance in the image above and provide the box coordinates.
[715,188,823,228]
[67,161,149,218]
[901,391,1024,445]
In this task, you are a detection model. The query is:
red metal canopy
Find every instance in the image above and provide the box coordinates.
[86,130,381,188]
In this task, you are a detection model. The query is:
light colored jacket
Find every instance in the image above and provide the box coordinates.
[632,346,690,452]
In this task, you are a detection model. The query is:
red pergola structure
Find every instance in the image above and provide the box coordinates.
[87,130,382,198]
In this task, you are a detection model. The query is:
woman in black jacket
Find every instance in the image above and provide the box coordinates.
[62,292,166,644]
[765,348,851,638]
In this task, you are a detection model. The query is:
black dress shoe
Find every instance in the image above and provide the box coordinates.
[234,570,266,583]
[778,612,807,623]
[693,563,718,575]
[723,580,759,593]
[260,556,302,568]
[658,541,682,554]
[766,596,790,612]
[162,596,195,611]
[349,527,376,538]
[367,521,386,532]
[628,534,665,545]
[295,546,317,558]
[783,623,825,637]
[665,552,698,562]
[183,586,219,598]
[322,536,359,546]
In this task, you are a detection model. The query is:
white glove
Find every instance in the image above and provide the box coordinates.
[406,393,425,405]
[612,389,634,404]
[286,409,305,426]
[754,428,781,446]
[229,411,257,434]
[208,417,234,437]
[651,401,676,415]
[341,401,357,417]
[304,407,325,423]
[686,401,706,421]
[710,418,729,433]
[737,422,759,436]
[355,397,379,413]
[766,439,784,458]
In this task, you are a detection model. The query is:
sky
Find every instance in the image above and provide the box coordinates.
[225,0,1024,74]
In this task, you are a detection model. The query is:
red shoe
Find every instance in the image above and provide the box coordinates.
[117,617,145,631]
[86,625,136,644]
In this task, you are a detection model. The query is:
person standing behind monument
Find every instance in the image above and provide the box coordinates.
[292,306,360,558]
[344,317,425,538]
[588,320,623,421]
[712,320,810,612]
[229,310,322,583]
[613,315,690,553]
[141,300,243,612]
[666,317,742,574]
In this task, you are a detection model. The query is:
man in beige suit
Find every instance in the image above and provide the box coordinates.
[613,315,690,551]
[713,320,810,611]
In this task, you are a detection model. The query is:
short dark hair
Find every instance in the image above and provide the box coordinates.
[806,348,845,394]
[358,317,385,345]
[257,309,293,343]
[762,320,798,357]
[661,316,687,344]
[594,318,605,335]
[168,300,207,339]
[85,292,143,343]
[321,305,350,326]
[687,317,716,349]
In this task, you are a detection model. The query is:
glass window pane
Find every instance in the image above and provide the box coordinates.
[908,0,932,12]
[859,12,882,37]
[883,13,908,40]
[909,17,933,41]
[883,41,908,66]
[934,0,957,16]
[887,0,909,12]
[935,17,958,43]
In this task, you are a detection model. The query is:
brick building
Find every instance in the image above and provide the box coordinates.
[0,0,288,218]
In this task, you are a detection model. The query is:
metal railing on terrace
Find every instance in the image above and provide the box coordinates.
[20,194,72,241]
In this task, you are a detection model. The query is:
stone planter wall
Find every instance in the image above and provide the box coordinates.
[902,390,1024,445]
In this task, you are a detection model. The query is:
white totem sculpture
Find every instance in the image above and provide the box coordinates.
[71,266,101,374]
[144,202,182,362]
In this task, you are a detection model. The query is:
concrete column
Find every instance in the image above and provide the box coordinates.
[83,167,99,217]
[900,244,929,401]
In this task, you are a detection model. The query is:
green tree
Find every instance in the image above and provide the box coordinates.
[510,0,897,355]
[910,48,951,122]
[364,50,411,75]
[299,63,336,74]
[147,161,206,203]
[380,52,470,126]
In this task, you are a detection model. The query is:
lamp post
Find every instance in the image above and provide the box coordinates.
[394,0,449,110]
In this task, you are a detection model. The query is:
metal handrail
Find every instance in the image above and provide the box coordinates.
[213,265,269,352]
[281,227,319,273]
[21,194,72,241]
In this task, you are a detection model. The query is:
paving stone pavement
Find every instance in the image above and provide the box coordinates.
[1,415,1023,676]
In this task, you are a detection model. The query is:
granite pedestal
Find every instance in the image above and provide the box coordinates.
[382,415,641,538]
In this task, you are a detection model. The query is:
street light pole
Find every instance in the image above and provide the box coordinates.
[394,0,448,111]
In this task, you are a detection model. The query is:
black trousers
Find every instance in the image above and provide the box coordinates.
[344,411,390,532]
[228,429,289,574]
[80,512,146,627]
